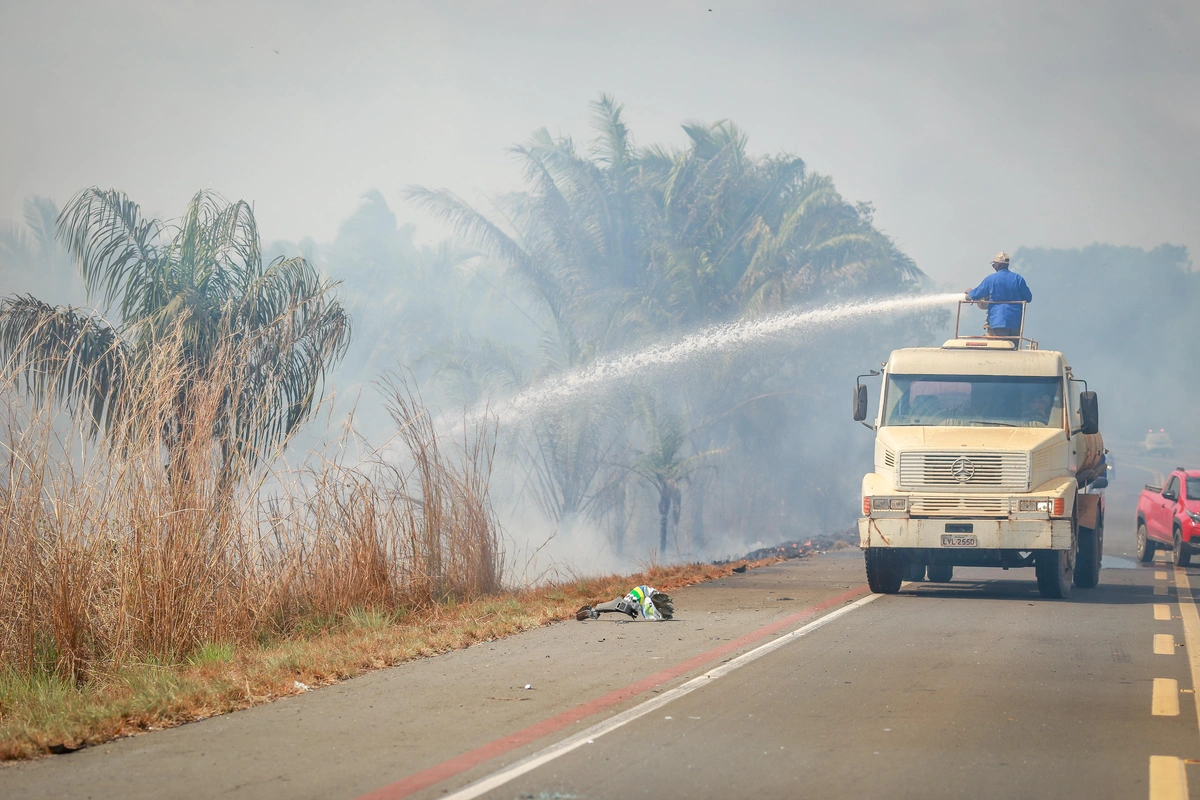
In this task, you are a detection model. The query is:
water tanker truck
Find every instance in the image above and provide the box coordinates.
[852,302,1106,599]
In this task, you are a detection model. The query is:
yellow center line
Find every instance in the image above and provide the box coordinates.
[1155,634,1178,655]
[1154,678,1181,716]
[1150,755,1189,799]
[1172,567,1200,749]
[1156,604,1173,621]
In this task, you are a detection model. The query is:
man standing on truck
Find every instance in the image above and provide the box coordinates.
[965,251,1033,339]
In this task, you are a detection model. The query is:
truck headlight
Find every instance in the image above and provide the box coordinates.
[870,497,907,511]
[1017,498,1065,516]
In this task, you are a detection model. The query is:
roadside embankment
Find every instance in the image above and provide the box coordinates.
[0,556,800,761]
[0,551,870,800]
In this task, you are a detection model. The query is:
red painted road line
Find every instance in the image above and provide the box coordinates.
[359,583,871,800]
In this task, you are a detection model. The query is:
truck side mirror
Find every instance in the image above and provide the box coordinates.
[1091,476,1108,490]
[1079,391,1099,435]
[853,384,869,421]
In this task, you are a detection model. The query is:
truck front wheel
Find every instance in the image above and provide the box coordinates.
[1137,522,1155,562]
[1036,549,1074,599]
[865,548,903,593]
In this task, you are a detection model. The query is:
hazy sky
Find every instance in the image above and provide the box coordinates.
[2,0,1197,287]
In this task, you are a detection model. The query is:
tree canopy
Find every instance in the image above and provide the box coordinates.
[0,189,351,485]
[399,95,930,548]
[409,95,923,380]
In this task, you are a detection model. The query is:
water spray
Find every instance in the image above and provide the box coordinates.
[464,292,961,428]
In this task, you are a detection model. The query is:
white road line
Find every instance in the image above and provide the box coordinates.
[1155,604,1172,621]
[1153,679,1181,716]
[440,593,882,800]
[1149,755,1189,800]
[1155,634,1178,655]
[1172,567,1200,748]
[1156,585,1170,596]
[1157,571,1170,581]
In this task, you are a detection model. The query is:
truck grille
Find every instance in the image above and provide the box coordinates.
[898,451,1030,491]
[908,495,1008,516]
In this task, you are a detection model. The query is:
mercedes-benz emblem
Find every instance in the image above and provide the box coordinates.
[950,457,976,483]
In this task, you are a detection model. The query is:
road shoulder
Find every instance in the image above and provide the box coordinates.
[0,552,870,800]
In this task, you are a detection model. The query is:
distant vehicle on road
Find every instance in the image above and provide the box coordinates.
[1136,468,1200,565]
[1143,429,1175,457]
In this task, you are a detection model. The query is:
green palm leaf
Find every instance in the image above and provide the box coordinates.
[2,188,350,487]
[0,295,129,435]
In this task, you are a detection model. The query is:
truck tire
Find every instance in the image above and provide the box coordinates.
[1174,528,1192,567]
[865,548,903,593]
[1074,526,1102,588]
[927,565,954,582]
[906,562,927,581]
[1036,549,1074,599]
[1137,522,1155,562]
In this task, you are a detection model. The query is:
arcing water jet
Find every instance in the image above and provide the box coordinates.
[469,292,961,428]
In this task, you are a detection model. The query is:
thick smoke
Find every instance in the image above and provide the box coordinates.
[3,44,1196,577]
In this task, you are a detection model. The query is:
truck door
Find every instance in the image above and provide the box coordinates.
[1151,476,1182,542]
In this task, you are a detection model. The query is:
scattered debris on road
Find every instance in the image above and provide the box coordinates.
[576,585,674,621]
[709,529,857,571]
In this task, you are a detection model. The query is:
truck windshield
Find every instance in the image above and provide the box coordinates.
[883,374,1063,428]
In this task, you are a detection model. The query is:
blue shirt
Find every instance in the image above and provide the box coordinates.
[968,268,1032,330]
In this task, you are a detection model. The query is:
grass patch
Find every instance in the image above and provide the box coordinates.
[0,558,762,760]
[188,643,235,667]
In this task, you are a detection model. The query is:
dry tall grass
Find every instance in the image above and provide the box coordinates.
[0,334,502,683]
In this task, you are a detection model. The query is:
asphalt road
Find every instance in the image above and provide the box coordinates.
[466,558,1193,800]
[452,449,1198,800]
[5,447,1199,799]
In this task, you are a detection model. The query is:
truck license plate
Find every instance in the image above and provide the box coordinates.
[941,534,978,547]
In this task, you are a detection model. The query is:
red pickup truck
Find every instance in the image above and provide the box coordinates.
[1137,468,1200,565]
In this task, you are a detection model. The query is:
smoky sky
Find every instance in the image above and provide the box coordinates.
[1,0,1197,286]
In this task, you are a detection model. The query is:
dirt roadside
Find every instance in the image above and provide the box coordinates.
[0,551,869,800]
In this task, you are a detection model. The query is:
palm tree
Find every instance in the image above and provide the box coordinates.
[0,188,350,489]
[631,402,719,554]
[640,122,924,321]
[406,95,928,540]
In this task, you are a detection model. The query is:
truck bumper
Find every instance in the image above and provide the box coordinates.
[859,517,1073,550]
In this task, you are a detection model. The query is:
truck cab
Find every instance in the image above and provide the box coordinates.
[853,306,1104,599]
